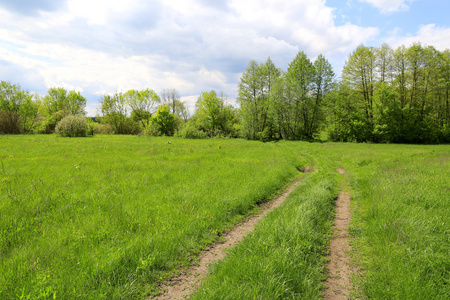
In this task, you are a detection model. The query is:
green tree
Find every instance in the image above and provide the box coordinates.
[342,45,376,140]
[0,81,38,134]
[193,90,237,136]
[42,88,86,116]
[152,104,175,136]
[311,54,335,138]
[99,92,139,134]
[125,89,160,128]
[285,51,315,139]
[238,58,281,139]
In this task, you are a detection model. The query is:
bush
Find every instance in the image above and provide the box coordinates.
[175,121,208,139]
[93,122,115,135]
[41,110,68,133]
[55,115,89,137]
[0,111,21,134]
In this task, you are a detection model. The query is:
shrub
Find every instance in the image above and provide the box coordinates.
[0,111,21,134]
[93,122,115,135]
[55,115,89,137]
[41,110,68,133]
[175,121,208,139]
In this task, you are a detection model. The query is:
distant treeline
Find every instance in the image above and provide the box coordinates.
[1,42,449,143]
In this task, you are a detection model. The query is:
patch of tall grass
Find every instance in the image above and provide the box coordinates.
[192,155,340,299]
[309,143,449,299]
[347,147,449,299]
[0,135,306,299]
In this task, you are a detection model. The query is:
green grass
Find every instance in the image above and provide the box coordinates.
[191,142,449,299]
[310,143,450,299]
[0,135,306,299]
[191,157,340,299]
[1,136,448,299]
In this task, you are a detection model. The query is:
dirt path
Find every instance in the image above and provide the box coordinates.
[155,169,311,300]
[324,168,352,299]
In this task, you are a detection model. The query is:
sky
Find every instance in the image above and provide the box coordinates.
[0,0,449,116]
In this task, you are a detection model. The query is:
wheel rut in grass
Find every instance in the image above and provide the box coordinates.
[155,168,312,300]
[324,168,352,300]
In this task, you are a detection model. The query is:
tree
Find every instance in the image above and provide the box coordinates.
[39,87,87,133]
[0,81,38,134]
[42,87,86,116]
[375,43,394,83]
[194,90,237,135]
[160,88,189,121]
[285,51,315,139]
[342,45,376,140]
[152,104,175,136]
[125,89,160,128]
[238,58,281,139]
[311,54,335,138]
[99,92,139,134]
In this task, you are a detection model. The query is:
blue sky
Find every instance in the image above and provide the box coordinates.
[0,0,449,116]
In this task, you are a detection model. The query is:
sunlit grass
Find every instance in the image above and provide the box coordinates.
[310,142,449,299]
[192,160,340,299]
[0,135,305,299]
[1,136,448,299]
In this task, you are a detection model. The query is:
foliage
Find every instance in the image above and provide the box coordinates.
[190,90,238,137]
[151,104,175,136]
[92,122,115,134]
[55,115,90,137]
[99,92,141,134]
[0,81,39,134]
[39,110,69,133]
[160,88,190,120]
[174,118,209,139]
[42,88,86,117]
[238,58,281,140]
[326,42,450,143]
[125,89,160,128]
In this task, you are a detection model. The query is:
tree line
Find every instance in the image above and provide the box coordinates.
[1,42,449,143]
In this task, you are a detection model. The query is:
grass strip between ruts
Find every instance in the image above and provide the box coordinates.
[191,163,340,299]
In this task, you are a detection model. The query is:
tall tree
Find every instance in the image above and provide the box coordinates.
[194,90,236,135]
[375,43,394,83]
[238,60,264,139]
[42,87,86,116]
[125,89,160,128]
[311,54,334,137]
[99,92,138,134]
[286,51,315,139]
[393,45,408,108]
[160,88,189,120]
[342,45,376,140]
[0,81,37,134]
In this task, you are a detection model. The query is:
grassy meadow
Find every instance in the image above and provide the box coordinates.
[0,135,306,299]
[192,142,449,299]
[1,135,448,299]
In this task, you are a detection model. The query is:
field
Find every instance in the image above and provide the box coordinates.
[1,135,449,299]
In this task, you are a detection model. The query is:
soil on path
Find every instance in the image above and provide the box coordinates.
[324,168,352,300]
[155,168,312,300]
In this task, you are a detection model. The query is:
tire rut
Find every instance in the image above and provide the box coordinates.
[324,168,352,300]
[154,169,312,299]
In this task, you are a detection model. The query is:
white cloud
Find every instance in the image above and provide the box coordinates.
[0,0,379,109]
[359,0,417,14]
[386,24,450,50]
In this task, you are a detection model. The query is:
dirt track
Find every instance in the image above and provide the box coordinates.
[155,167,352,300]
[324,169,352,299]
[155,170,310,299]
